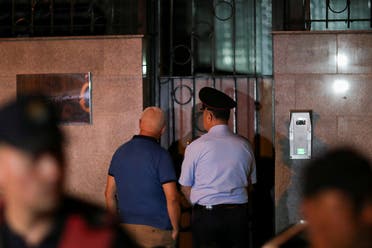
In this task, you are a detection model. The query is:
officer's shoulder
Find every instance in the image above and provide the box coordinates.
[185,135,204,147]
[235,134,251,142]
[233,134,254,147]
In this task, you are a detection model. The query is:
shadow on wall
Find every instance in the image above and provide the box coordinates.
[252,135,275,248]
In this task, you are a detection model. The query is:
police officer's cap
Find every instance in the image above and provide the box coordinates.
[0,94,64,155]
[199,87,237,110]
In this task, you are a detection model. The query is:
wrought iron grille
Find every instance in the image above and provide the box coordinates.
[305,0,372,30]
[0,0,142,37]
[156,0,273,152]
[159,76,260,149]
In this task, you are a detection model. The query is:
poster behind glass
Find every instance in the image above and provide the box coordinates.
[16,73,92,125]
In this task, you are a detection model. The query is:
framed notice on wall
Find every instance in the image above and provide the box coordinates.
[16,73,92,125]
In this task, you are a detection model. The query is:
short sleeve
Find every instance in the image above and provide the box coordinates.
[108,149,120,176]
[178,144,196,187]
[249,150,257,184]
[158,151,177,184]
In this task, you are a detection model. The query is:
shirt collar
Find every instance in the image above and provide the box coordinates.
[208,124,230,134]
[133,135,159,143]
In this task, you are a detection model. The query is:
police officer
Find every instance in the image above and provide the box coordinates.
[179,87,257,248]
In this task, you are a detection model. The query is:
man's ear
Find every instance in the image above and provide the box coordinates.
[160,125,166,135]
[361,203,372,225]
[207,111,213,121]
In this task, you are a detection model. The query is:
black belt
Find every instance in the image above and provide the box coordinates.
[193,203,247,210]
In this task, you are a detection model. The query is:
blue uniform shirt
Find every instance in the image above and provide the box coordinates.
[179,125,257,205]
[108,135,176,230]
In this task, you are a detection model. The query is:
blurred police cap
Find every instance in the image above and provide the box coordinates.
[0,94,64,155]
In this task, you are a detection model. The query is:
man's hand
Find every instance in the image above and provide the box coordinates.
[104,175,117,214]
[181,186,192,204]
[172,229,179,241]
[163,182,181,242]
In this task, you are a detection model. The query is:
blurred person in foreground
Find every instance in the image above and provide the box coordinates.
[263,148,372,248]
[300,148,372,248]
[105,107,180,248]
[0,95,135,248]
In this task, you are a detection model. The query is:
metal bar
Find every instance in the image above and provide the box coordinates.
[11,0,15,35]
[171,78,176,145]
[253,0,257,75]
[170,0,174,76]
[347,0,350,28]
[159,74,268,79]
[212,0,216,88]
[303,0,306,29]
[253,77,258,157]
[191,0,195,76]
[110,0,114,34]
[192,77,196,140]
[211,0,215,77]
[31,0,35,35]
[50,0,54,34]
[233,76,237,134]
[232,0,236,75]
[283,0,287,29]
[187,0,195,140]
[232,0,237,133]
[305,18,371,22]
[271,77,275,156]
[90,4,95,33]
[70,0,74,34]
[326,0,329,28]
[155,0,161,107]
[251,0,257,132]
[304,0,311,30]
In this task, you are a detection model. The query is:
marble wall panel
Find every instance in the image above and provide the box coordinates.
[337,34,372,74]
[274,75,296,116]
[273,33,337,74]
[92,75,143,114]
[0,38,103,76]
[274,31,372,232]
[0,36,142,77]
[338,116,372,160]
[102,38,143,76]
[294,74,372,116]
[0,36,143,205]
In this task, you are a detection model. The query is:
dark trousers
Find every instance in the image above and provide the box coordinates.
[191,204,249,248]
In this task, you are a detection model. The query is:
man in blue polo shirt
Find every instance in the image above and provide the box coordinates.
[105,107,180,248]
[179,87,257,248]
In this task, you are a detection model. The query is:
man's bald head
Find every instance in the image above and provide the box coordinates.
[139,107,165,138]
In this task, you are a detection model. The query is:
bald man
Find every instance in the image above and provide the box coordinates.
[105,107,180,248]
